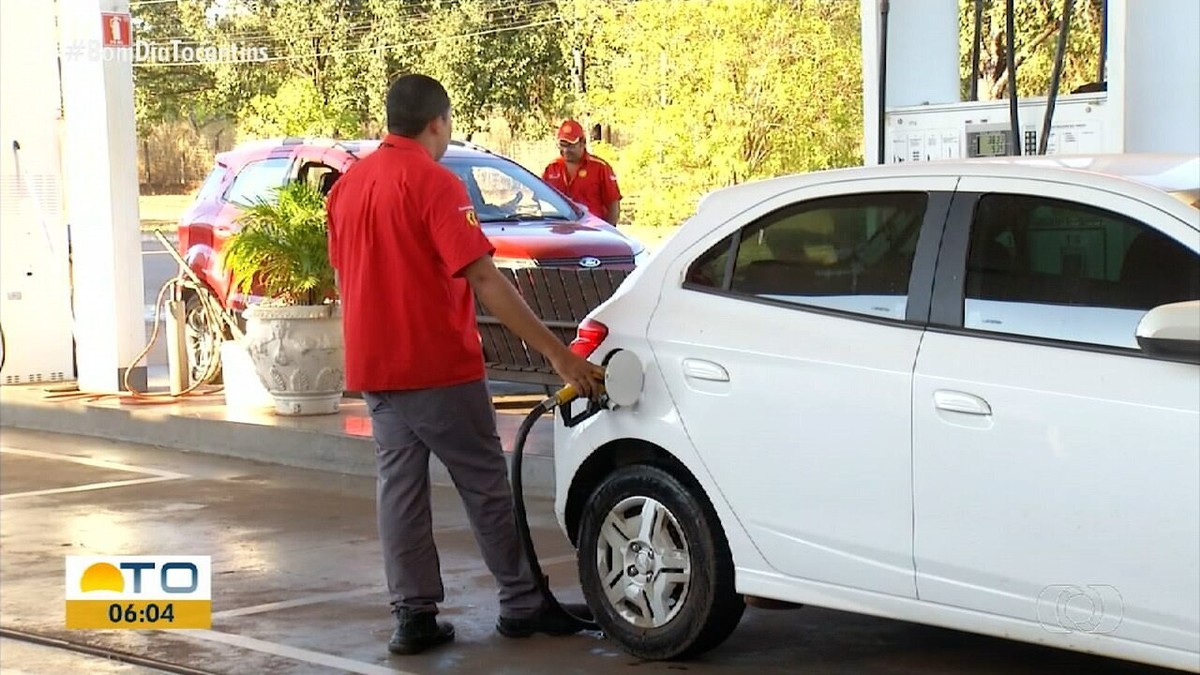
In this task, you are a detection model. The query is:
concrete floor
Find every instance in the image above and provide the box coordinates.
[0,637,169,674]
[0,427,1175,675]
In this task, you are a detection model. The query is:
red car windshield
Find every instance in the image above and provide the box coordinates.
[442,156,582,223]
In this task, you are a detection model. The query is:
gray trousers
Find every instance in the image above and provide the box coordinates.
[363,379,544,620]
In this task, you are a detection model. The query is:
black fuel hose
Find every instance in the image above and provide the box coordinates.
[510,399,600,631]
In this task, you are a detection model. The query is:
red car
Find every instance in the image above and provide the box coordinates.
[176,137,647,383]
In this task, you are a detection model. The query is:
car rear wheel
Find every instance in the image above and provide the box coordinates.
[578,464,744,660]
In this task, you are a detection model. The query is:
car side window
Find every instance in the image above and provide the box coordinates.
[964,193,1200,348]
[225,157,292,206]
[470,166,530,214]
[688,193,927,320]
[195,166,228,203]
[686,234,736,288]
[297,162,340,196]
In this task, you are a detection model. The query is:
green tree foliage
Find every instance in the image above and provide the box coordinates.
[564,0,864,227]
[242,0,382,135]
[958,0,1104,101]
[131,0,219,129]
[366,0,568,136]
[136,0,1110,228]
[237,76,361,139]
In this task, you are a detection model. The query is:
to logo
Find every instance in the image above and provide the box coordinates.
[1036,584,1124,634]
[78,560,200,593]
[65,556,211,629]
[579,256,602,269]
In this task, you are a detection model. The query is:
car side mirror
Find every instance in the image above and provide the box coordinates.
[1135,300,1200,363]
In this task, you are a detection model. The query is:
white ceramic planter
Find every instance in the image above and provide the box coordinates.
[242,303,345,416]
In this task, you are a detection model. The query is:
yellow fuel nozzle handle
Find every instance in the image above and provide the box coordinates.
[538,384,575,410]
[544,380,606,409]
[552,384,579,407]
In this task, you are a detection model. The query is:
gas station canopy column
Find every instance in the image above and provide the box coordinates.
[59,0,147,393]
[0,0,147,392]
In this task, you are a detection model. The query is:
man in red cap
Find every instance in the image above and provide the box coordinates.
[541,119,622,225]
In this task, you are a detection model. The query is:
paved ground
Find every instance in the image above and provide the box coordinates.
[0,637,169,674]
[0,427,1174,675]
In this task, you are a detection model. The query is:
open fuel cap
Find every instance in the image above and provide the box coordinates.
[602,349,644,408]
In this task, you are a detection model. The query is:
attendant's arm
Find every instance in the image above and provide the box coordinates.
[606,200,621,226]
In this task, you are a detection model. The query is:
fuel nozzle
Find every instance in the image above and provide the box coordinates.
[541,349,644,414]
[543,383,591,409]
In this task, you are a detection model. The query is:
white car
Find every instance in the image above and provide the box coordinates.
[553,154,1200,670]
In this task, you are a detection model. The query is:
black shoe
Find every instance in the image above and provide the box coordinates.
[388,608,455,655]
[496,602,590,638]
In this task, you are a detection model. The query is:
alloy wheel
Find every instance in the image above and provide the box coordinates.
[594,495,692,628]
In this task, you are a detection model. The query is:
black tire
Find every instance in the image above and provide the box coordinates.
[184,293,224,386]
[578,464,744,660]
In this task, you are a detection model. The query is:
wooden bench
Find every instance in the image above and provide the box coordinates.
[477,267,632,386]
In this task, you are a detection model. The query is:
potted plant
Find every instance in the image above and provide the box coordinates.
[223,181,344,416]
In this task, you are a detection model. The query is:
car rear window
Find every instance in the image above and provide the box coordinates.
[195,165,228,203]
[225,157,293,206]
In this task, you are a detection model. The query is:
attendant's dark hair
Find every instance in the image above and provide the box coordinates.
[386,74,451,137]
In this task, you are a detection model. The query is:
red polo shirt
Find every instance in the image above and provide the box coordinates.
[326,134,494,392]
[542,152,622,222]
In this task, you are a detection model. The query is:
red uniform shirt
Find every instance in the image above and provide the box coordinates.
[327,134,495,392]
[542,153,622,222]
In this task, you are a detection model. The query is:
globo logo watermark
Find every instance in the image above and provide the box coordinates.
[1036,584,1124,634]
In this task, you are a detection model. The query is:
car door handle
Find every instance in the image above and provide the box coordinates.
[933,390,992,416]
[682,358,729,382]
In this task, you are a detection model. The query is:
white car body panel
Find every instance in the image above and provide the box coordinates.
[736,567,1200,672]
[645,175,957,598]
[552,251,772,574]
[912,176,1200,655]
[553,156,1200,672]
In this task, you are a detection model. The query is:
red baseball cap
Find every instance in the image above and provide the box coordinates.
[556,119,585,144]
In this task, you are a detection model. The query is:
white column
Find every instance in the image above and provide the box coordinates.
[1118,0,1200,154]
[860,0,882,165]
[57,0,147,392]
[861,0,961,165]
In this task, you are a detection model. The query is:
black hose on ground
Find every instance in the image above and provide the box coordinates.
[510,400,600,631]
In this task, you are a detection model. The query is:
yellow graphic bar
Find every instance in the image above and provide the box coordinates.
[66,600,211,629]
